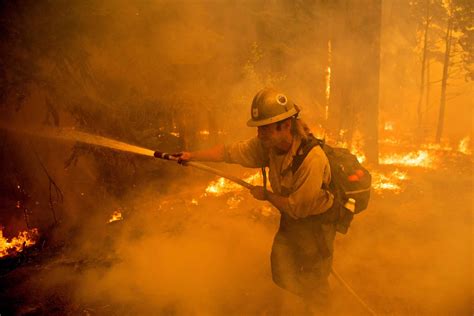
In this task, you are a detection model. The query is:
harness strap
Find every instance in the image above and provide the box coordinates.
[261,166,268,199]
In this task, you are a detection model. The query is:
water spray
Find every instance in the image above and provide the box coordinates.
[0,123,156,157]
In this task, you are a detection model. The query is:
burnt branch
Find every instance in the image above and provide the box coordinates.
[32,146,63,225]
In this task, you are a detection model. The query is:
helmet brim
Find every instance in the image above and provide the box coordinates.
[246,108,299,127]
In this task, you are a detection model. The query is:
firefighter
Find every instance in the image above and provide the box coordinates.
[176,88,337,312]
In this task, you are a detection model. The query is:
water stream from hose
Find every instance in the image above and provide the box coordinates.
[1,123,155,157]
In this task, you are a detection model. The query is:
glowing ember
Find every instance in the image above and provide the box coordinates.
[372,169,408,194]
[205,172,262,197]
[379,150,435,168]
[384,122,394,131]
[0,228,39,257]
[226,195,243,209]
[338,129,347,139]
[260,205,274,217]
[108,210,123,223]
[458,136,471,155]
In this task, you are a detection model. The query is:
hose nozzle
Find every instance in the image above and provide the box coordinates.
[154,151,174,160]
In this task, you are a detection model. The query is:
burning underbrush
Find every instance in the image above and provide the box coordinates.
[0,228,39,258]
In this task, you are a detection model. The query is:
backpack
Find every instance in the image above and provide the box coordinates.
[291,135,372,234]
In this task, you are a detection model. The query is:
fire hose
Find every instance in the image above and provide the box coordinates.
[154,151,377,315]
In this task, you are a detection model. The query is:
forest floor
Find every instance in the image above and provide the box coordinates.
[0,150,472,315]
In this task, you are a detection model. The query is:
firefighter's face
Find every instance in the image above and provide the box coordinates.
[257,120,291,149]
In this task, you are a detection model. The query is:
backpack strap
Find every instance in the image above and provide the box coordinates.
[261,135,323,196]
[261,166,268,199]
[291,135,323,174]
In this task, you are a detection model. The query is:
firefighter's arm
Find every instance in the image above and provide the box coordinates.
[224,137,267,168]
[176,137,265,167]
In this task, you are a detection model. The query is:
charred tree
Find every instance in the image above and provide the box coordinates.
[329,0,356,143]
[363,0,382,164]
[417,0,431,140]
[332,0,381,164]
[426,58,431,118]
[435,16,453,143]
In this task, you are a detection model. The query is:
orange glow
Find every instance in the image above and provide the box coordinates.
[372,169,408,194]
[108,210,123,223]
[351,145,366,164]
[384,121,394,131]
[199,130,210,136]
[205,172,262,197]
[325,40,332,120]
[458,136,471,155]
[0,228,39,258]
[380,137,400,145]
[379,150,435,168]
[421,143,453,151]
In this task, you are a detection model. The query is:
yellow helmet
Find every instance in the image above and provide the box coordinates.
[247,88,301,127]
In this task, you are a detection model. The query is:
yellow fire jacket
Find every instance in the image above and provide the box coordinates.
[224,135,334,219]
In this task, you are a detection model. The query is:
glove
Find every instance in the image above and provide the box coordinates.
[171,152,192,164]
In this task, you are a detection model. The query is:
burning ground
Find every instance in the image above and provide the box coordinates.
[0,142,472,315]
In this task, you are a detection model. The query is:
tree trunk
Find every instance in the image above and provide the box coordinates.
[435,17,453,143]
[360,0,381,164]
[426,58,430,117]
[417,0,430,140]
[329,0,381,164]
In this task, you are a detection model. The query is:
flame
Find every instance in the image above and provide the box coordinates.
[0,228,39,258]
[199,130,210,136]
[372,169,408,194]
[108,210,123,223]
[421,143,453,151]
[325,40,332,120]
[380,137,400,145]
[351,146,366,164]
[379,150,435,168]
[205,172,262,197]
[350,130,366,163]
[458,136,471,155]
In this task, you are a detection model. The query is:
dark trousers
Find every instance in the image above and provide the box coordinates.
[270,212,337,307]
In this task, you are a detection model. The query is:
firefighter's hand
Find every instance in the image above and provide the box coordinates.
[250,186,267,201]
[171,152,192,164]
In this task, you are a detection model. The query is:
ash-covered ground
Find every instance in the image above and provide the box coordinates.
[0,150,472,315]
